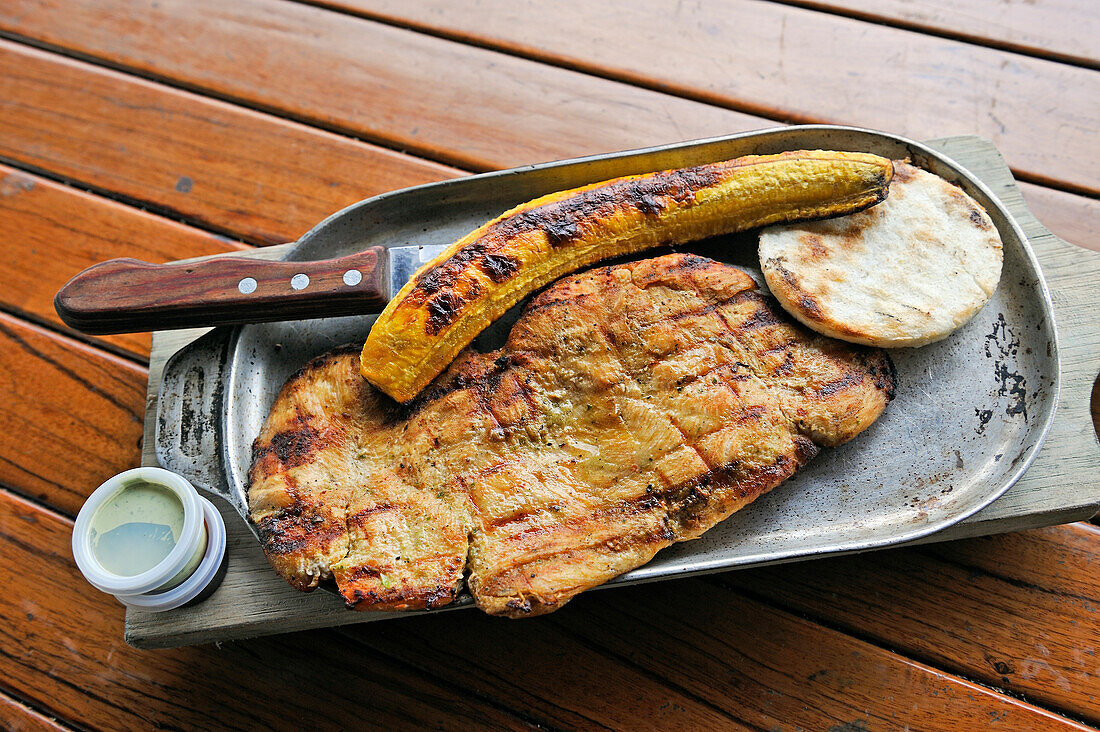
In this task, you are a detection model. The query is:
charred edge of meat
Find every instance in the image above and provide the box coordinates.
[255,504,345,558]
[816,371,864,397]
[385,352,526,424]
[251,409,324,472]
[249,344,365,456]
[342,566,459,609]
[792,434,820,465]
[668,452,809,533]
[347,582,458,610]
[857,349,898,401]
[248,343,369,472]
[525,252,745,314]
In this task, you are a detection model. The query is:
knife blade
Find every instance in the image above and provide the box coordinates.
[54,243,451,335]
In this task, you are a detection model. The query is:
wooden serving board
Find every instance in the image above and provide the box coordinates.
[125,135,1100,649]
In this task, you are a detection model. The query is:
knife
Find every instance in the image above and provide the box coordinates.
[54,244,451,334]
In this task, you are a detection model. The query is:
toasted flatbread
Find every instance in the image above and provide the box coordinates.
[759,161,1003,347]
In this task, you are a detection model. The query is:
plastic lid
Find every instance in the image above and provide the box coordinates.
[72,467,204,596]
[115,496,227,612]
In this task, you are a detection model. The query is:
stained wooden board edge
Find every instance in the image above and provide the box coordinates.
[127,135,1100,648]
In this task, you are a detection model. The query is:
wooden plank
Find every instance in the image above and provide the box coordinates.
[0,40,461,246]
[0,164,246,358]
[0,317,1089,729]
[0,490,535,731]
[1020,182,1100,254]
[773,0,1099,68]
[125,135,1100,648]
[718,523,1100,724]
[346,615,742,729]
[304,0,1100,194]
[0,0,772,171]
[0,313,147,515]
[3,37,1096,258]
[347,580,1094,731]
[0,695,67,732]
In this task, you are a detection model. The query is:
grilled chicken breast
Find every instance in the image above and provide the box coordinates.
[249,253,895,617]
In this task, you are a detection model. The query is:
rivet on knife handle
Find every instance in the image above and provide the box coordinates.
[54,246,389,334]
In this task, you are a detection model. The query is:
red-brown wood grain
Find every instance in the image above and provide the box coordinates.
[719,524,1100,723]
[3,4,1094,255]
[0,0,770,171]
[347,615,742,729]
[351,578,1093,731]
[773,0,1099,68]
[0,40,461,246]
[0,695,67,732]
[0,164,246,357]
[292,0,1100,194]
[0,490,535,731]
[2,479,1092,731]
[0,313,147,514]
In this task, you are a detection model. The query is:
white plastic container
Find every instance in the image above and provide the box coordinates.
[73,467,227,612]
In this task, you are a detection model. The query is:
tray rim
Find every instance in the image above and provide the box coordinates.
[158,124,1061,597]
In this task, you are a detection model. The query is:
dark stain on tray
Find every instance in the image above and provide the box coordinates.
[982,312,1028,424]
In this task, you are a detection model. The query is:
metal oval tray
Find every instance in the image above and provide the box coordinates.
[157,125,1057,592]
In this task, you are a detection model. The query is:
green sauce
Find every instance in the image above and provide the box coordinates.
[90,481,185,577]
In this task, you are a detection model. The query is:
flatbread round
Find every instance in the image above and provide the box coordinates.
[758,161,1003,348]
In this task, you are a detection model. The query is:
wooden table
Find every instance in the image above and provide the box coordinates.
[0,1,1097,729]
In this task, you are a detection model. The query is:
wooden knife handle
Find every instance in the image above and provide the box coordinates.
[55,247,389,334]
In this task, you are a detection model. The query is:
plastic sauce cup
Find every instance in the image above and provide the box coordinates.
[73,467,227,612]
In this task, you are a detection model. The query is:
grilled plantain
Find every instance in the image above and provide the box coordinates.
[361,150,893,402]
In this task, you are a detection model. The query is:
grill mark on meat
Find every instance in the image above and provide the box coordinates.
[251,408,324,470]
[256,507,344,559]
[347,503,407,522]
[482,514,674,573]
[485,491,664,534]
[660,409,718,472]
[817,371,863,396]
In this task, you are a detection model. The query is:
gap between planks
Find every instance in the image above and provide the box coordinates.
[0,687,73,732]
[299,0,1100,70]
[761,0,1099,69]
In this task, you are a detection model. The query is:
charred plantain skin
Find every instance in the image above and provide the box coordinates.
[361,150,893,402]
